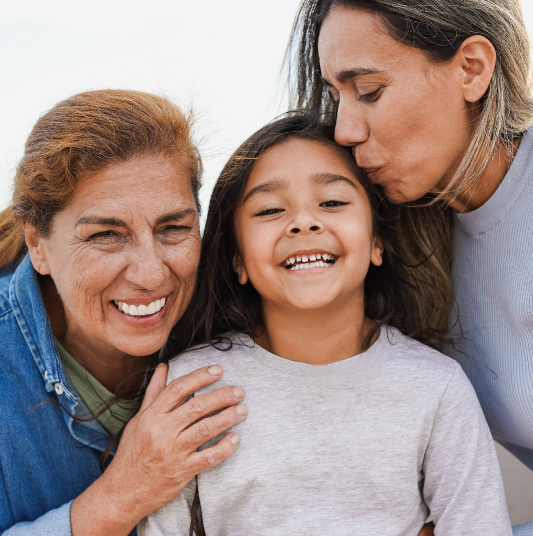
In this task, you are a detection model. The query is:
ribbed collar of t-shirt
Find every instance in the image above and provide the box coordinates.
[453,127,533,237]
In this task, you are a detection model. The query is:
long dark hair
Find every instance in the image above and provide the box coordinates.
[169,109,454,534]
[169,109,453,358]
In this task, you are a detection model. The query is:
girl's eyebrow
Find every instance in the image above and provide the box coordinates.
[242,179,287,204]
[312,172,358,189]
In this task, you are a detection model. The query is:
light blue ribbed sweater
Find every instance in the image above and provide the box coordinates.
[445,128,533,535]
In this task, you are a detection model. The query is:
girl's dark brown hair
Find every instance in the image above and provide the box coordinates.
[0,89,202,468]
[167,109,454,535]
[169,109,453,358]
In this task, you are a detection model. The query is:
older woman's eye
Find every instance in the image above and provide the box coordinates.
[89,230,123,240]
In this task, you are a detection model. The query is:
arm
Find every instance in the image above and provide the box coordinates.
[423,366,512,535]
[0,364,245,536]
[513,521,533,535]
[0,502,72,536]
[137,478,197,536]
[70,364,246,536]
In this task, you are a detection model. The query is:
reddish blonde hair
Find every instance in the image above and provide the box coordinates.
[0,89,202,270]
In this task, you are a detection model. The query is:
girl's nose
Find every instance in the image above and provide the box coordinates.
[286,215,325,236]
[334,99,369,147]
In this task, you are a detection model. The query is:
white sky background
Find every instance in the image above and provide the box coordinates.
[0,0,301,216]
[2,1,533,218]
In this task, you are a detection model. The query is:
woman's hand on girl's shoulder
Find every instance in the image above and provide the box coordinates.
[70,363,247,536]
[418,522,435,536]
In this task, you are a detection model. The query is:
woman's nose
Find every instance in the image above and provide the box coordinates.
[125,240,168,290]
[334,99,369,147]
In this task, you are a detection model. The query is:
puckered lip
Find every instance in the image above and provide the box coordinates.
[360,167,382,175]
[280,250,339,266]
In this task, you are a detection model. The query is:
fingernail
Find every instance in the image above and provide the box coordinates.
[236,404,247,417]
[207,365,223,375]
[230,433,240,446]
[232,386,244,399]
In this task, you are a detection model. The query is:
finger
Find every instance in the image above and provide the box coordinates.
[149,365,224,414]
[140,363,168,411]
[186,433,241,475]
[170,385,245,433]
[179,404,247,450]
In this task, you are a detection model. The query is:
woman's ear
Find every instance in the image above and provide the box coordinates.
[23,222,51,275]
[232,251,249,285]
[456,35,496,103]
[370,235,383,267]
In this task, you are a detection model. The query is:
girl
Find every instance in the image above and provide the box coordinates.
[139,111,511,535]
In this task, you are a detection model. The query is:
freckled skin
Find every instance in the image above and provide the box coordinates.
[318,7,475,203]
[34,155,201,391]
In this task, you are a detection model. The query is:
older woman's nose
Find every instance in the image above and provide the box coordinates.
[125,241,168,290]
[334,100,369,148]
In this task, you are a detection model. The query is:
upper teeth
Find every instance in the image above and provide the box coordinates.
[114,297,166,316]
[283,253,336,271]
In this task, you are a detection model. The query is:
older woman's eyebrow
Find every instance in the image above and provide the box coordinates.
[242,179,287,204]
[76,216,126,227]
[322,67,384,87]
[312,172,358,189]
[76,208,196,228]
[155,208,197,225]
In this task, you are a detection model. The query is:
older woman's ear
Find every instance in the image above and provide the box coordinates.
[23,222,51,276]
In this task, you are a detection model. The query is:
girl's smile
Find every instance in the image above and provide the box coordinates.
[233,137,383,313]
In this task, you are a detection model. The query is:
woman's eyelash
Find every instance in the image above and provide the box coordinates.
[89,230,122,240]
[358,88,382,102]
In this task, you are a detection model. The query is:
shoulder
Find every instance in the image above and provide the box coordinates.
[167,334,254,384]
[378,326,464,386]
[0,261,17,317]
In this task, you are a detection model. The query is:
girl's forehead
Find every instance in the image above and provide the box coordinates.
[241,137,362,201]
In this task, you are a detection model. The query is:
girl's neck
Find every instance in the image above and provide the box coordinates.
[255,299,377,366]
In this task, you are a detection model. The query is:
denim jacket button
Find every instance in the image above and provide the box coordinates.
[54,383,64,395]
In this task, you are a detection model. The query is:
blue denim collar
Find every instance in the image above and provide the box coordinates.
[10,254,111,451]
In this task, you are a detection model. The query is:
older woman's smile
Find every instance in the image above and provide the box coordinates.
[113,297,166,316]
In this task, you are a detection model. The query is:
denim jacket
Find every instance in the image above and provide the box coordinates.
[0,254,121,535]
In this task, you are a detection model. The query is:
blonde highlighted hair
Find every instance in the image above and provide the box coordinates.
[286,0,533,202]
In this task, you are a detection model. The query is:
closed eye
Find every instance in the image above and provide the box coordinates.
[358,88,382,102]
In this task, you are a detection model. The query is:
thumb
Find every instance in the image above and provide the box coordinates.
[140,363,168,411]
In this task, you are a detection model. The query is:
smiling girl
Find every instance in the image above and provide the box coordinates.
[139,112,511,536]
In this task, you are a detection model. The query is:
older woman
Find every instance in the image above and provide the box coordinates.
[287,0,533,534]
[0,90,246,535]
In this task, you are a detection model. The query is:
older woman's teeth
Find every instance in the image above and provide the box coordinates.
[114,298,165,316]
[283,253,336,270]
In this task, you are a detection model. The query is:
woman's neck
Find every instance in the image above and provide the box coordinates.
[256,298,377,366]
[448,138,521,213]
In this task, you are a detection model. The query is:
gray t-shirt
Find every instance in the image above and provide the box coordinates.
[139,327,511,536]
